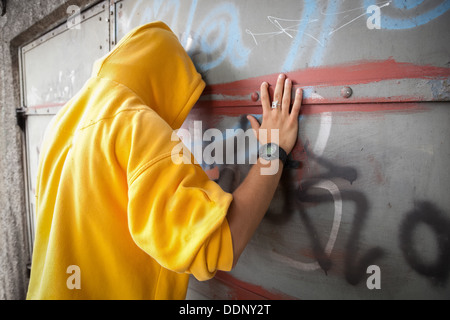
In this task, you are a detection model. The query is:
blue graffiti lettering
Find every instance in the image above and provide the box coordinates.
[393,0,425,10]
[364,0,450,29]
[129,0,181,29]
[180,0,198,48]
[309,0,340,67]
[127,0,450,74]
[195,3,250,72]
[283,0,317,72]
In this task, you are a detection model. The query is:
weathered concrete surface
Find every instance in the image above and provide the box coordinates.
[0,0,97,300]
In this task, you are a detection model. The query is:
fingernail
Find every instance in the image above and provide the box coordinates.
[279,74,285,79]
[297,88,302,94]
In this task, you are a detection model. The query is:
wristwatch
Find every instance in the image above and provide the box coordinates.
[259,143,288,165]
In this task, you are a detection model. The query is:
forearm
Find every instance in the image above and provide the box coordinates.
[225,74,302,269]
[226,158,283,267]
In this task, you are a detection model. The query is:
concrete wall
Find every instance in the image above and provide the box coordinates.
[0,0,97,300]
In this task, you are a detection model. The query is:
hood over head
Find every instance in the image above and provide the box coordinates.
[92,21,205,129]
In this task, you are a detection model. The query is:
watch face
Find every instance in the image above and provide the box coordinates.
[266,144,277,157]
[260,143,279,160]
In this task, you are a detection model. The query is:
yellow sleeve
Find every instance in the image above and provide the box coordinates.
[127,156,234,280]
[117,109,234,280]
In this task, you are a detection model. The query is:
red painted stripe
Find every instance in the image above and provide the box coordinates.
[28,60,447,111]
[203,58,449,95]
[214,271,298,300]
[197,59,449,107]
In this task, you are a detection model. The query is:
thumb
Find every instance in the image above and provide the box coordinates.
[247,115,260,138]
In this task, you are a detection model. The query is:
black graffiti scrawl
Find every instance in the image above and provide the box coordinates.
[399,201,450,286]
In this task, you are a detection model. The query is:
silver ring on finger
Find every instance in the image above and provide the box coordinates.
[271,100,280,109]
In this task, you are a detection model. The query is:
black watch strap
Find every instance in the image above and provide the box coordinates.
[278,145,288,165]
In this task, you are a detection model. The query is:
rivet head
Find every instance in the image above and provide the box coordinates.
[341,86,353,98]
[251,91,259,102]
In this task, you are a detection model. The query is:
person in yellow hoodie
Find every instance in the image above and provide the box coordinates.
[27,21,303,300]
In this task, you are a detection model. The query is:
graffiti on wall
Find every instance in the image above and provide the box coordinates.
[182,103,450,294]
[119,0,450,73]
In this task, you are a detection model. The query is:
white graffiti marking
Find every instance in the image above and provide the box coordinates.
[269,179,342,271]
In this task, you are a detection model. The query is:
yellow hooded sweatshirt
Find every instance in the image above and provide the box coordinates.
[27,22,233,300]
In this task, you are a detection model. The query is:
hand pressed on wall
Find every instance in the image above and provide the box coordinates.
[247,73,303,154]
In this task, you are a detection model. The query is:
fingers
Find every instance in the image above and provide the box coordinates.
[290,88,303,120]
[282,78,292,116]
[258,75,302,120]
[273,74,285,110]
